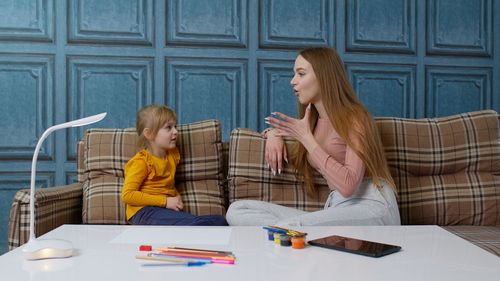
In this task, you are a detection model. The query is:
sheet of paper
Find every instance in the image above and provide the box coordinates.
[109,227,232,245]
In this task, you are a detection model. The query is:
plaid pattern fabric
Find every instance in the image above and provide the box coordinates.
[83,175,127,224]
[8,183,83,250]
[376,110,500,225]
[228,128,331,211]
[83,128,137,181]
[176,120,225,216]
[221,142,229,180]
[82,120,226,224]
[76,141,85,183]
[443,226,500,257]
[221,142,230,207]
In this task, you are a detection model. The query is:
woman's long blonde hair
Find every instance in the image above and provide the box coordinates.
[136,105,176,149]
[290,47,396,195]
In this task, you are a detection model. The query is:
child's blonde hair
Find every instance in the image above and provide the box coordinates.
[136,105,176,149]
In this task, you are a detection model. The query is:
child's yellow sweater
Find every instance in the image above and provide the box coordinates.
[121,148,180,220]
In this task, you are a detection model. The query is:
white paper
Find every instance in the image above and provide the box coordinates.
[109,227,232,245]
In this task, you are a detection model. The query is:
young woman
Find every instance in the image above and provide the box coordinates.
[226,47,400,226]
[121,105,227,226]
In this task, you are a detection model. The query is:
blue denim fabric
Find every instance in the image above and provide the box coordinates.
[130,206,228,226]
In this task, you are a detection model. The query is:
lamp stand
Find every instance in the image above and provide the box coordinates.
[22,113,106,260]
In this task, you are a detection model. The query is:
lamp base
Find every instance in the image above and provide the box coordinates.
[22,239,73,260]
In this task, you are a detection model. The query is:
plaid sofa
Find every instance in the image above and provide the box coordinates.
[8,111,500,257]
[8,119,227,249]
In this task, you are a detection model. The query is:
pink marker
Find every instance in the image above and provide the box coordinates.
[211,258,235,264]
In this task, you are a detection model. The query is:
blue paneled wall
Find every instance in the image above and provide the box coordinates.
[0,0,498,254]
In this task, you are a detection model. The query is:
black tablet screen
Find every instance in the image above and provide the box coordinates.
[308,235,401,258]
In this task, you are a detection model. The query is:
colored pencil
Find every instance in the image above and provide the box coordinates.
[151,252,235,264]
[136,254,210,265]
[156,246,233,256]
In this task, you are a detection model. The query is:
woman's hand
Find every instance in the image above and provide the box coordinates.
[265,104,317,151]
[264,129,288,175]
[166,195,183,211]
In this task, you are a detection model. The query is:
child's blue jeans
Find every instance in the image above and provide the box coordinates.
[130,206,228,226]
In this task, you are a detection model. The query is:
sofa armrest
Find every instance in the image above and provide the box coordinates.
[8,183,83,251]
[443,226,500,257]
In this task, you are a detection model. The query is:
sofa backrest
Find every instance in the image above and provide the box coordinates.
[228,110,499,226]
[76,111,499,226]
[227,128,331,211]
[78,120,226,224]
[376,110,500,225]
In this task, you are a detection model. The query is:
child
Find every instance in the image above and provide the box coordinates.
[121,105,228,226]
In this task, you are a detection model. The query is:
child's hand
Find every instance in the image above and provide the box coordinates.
[175,195,184,210]
[166,195,183,211]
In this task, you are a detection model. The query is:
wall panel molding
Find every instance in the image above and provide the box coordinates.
[260,0,331,48]
[426,66,492,116]
[347,0,415,54]
[166,0,247,47]
[68,0,153,45]
[166,58,247,138]
[427,0,492,56]
[67,56,153,159]
[66,172,78,185]
[347,63,416,118]
[258,60,295,131]
[0,0,54,42]
[0,172,55,190]
[0,55,54,160]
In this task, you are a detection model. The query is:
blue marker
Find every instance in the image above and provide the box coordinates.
[142,261,208,267]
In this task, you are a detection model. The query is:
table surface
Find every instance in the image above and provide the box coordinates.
[1,225,499,281]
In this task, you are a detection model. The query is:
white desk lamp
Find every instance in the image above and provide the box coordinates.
[23,112,107,260]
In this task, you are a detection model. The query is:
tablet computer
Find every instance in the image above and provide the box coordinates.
[308,235,401,258]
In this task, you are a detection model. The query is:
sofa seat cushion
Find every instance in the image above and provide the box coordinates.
[376,110,500,225]
[228,128,331,211]
[82,120,226,224]
[443,225,500,257]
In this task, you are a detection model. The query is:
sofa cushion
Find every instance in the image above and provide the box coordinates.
[376,110,500,225]
[227,128,331,211]
[82,120,226,224]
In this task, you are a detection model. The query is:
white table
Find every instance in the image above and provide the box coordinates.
[1,225,499,281]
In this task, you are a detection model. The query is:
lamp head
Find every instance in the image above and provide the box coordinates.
[52,112,107,130]
[71,112,107,127]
